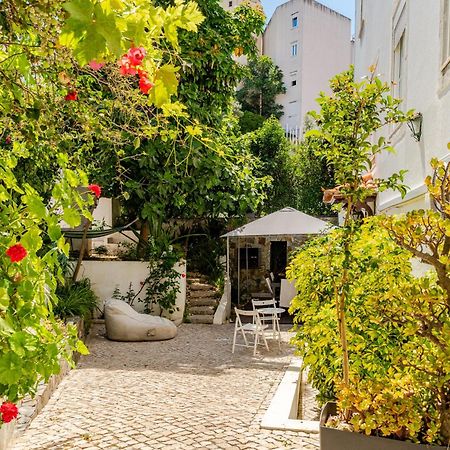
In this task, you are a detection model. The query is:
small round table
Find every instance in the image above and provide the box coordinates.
[257,307,285,344]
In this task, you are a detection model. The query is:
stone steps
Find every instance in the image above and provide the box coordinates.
[189,305,216,316]
[189,315,214,324]
[186,273,221,324]
[189,289,220,299]
[189,282,213,291]
[189,297,219,307]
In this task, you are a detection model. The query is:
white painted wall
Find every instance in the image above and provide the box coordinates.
[354,0,450,214]
[263,0,352,135]
[78,260,187,325]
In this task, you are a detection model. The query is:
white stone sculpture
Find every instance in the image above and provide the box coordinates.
[104,299,177,341]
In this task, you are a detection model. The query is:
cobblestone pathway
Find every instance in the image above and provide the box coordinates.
[13,324,319,450]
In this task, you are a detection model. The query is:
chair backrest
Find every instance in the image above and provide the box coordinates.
[265,277,273,294]
[235,307,262,327]
[252,299,276,310]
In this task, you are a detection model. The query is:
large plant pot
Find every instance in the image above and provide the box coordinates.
[320,402,447,450]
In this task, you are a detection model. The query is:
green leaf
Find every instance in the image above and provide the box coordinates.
[23,194,47,218]
[0,288,9,310]
[62,208,81,228]
[22,228,43,252]
[148,65,179,107]
[75,340,89,355]
[63,0,93,23]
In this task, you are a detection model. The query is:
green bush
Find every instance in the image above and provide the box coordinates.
[288,221,411,404]
[288,216,450,445]
[55,279,98,320]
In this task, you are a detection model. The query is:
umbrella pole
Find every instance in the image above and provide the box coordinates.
[237,237,240,307]
[226,237,230,282]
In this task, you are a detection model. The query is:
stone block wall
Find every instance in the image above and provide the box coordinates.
[229,234,309,305]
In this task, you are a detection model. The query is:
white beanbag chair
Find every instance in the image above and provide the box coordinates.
[105,299,177,341]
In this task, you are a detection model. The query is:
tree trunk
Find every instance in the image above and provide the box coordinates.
[137,219,150,258]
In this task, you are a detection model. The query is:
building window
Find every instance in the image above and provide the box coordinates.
[291,42,298,57]
[228,0,232,6]
[292,16,298,28]
[239,248,259,269]
[291,80,297,86]
[393,31,406,98]
[392,5,407,100]
[443,0,450,70]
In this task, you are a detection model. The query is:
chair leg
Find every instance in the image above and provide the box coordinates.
[253,330,259,356]
[241,328,249,347]
[261,327,269,351]
[232,323,238,354]
[276,318,281,348]
[272,314,276,339]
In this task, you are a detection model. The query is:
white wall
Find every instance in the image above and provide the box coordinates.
[300,1,352,122]
[354,0,450,214]
[79,260,187,325]
[264,0,352,135]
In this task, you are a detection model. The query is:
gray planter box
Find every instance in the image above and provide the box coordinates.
[320,402,447,450]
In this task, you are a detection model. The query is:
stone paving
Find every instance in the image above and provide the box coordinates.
[13,324,319,450]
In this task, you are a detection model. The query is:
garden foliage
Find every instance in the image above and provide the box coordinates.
[237,55,286,120]
[288,64,449,445]
[0,0,205,407]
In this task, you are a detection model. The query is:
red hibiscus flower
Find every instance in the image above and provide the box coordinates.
[5,244,27,263]
[89,60,105,71]
[139,73,154,95]
[127,47,146,66]
[64,90,78,101]
[0,402,18,423]
[88,184,102,198]
[118,56,138,76]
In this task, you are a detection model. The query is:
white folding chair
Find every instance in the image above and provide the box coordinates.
[251,298,282,346]
[232,308,269,356]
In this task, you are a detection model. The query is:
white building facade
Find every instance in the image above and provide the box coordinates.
[263,0,352,139]
[354,0,450,214]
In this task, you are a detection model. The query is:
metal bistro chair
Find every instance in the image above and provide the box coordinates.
[232,308,269,356]
[251,298,283,346]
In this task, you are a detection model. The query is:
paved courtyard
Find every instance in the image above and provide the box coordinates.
[13,324,319,450]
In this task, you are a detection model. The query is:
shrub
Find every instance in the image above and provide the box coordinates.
[55,279,99,320]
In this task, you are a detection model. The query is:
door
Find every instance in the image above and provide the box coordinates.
[270,241,287,282]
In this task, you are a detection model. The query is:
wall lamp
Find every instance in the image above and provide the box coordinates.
[407,112,423,142]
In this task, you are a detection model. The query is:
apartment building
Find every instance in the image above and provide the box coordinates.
[263,0,352,138]
[354,0,450,214]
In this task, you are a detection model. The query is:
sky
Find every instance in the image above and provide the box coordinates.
[261,0,356,35]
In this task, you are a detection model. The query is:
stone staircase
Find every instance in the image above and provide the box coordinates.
[187,273,221,324]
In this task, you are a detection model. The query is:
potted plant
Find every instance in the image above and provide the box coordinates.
[287,66,449,449]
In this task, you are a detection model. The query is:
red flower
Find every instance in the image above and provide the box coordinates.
[89,60,105,71]
[5,135,11,145]
[64,90,78,101]
[118,56,138,76]
[0,402,18,423]
[6,244,27,263]
[88,184,102,198]
[139,73,154,95]
[127,47,146,66]
[181,273,186,278]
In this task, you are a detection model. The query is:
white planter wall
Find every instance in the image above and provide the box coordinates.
[78,260,186,325]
